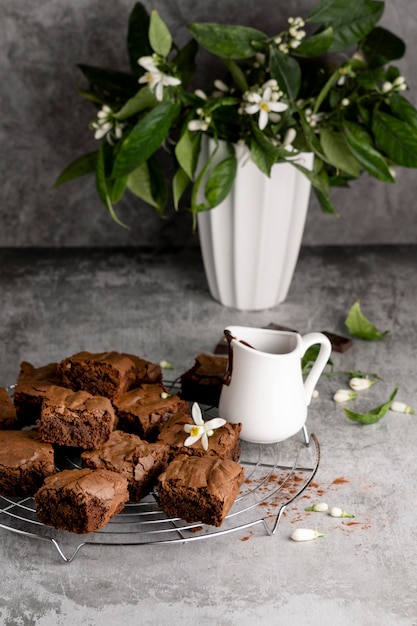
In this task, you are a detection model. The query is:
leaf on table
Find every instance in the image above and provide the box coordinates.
[344,387,398,424]
[345,300,390,340]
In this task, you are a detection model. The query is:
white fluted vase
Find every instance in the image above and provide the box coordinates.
[197,139,314,311]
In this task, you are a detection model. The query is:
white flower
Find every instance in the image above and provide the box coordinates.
[390,400,415,414]
[382,81,393,93]
[184,403,226,450]
[188,119,209,132]
[341,98,350,107]
[90,105,125,144]
[349,377,374,391]
[305,502,328,512]
[333,389,357,403]
[291,528,326,542]
[243,86,288,130]
[138,55,181,101]
[329,506,355,518]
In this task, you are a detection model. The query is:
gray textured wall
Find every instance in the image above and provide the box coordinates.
[1,0,416,248]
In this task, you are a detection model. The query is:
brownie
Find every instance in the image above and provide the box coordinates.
[180,353,227,407]
[112,383,189,441]
[0,387,18,429]
[34,468,129,534]
[157,454,245,527]
[81,430,169,502]
[13,361,63,426]
[123,353,162,387]
[57,351,162,399]
[157,412,241,461]
[37,386,117,450]
[0,430,56,497]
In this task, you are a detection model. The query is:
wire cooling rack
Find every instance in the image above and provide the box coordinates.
[0,386,320,563]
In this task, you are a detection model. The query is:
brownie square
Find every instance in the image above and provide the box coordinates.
[112,383,189,441]
[157,454,245,527]
[123,353,162,387]
[81,430,169,502]
[0,387,18,429]
[37,386,117,450]
[57,351,162,399]
[0,430,56,497]
[34,468,129,534]
[157,412,241,461]
[13,361,63,426]
[57,351,137,398]
[180,353,227,407]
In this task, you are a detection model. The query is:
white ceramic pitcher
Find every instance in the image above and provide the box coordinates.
[218,326,332,443]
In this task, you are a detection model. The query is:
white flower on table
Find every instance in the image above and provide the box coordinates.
[184,402,226,451]
[242,80,288,130]
[138,55,181,101]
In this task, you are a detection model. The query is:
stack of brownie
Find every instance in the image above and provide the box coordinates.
[0,350,244,534]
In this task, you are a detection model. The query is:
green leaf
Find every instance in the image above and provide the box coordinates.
[313,185,339,215]
[343,122,395,182]
[372,111,417,167]
[126,158,167,213]
[53,151,97,188]
[95,142,129,228]
[187,22,267,59]
[308,0,385,52]
[320,128,361,177]
[344,388,398,424]
[205,152,237,208]
[389,94,417,134]
[361,26,406,67]
[149,9,172,57]
[113,86,158,120]
[77,64,139,100]
[175,128,201,180]
[173,39,198,87]
[250,130,279,176]
[109,175,128,204]
[112,101,180,178]
[173,168,191,210]
[269,47,301,100]
[345,300,390,340]
[127,3,152,74]
[222,58,249,92]
[295,26,334,57]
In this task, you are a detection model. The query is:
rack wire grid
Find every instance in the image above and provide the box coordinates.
[0,385,320,563]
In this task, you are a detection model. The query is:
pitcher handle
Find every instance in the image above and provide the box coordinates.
[300,332,332,405]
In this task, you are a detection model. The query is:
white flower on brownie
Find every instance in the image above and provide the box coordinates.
[184,402,226,450]
[138,55,181,101]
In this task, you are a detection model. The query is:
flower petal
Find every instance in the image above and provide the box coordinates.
[204,418,226,430]
[201,433,209,450]
[258,109,269,130]
[192,402,204,425]
[184,434,202,447]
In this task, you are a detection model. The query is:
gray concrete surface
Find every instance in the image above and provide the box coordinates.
[1,0,417,248]
[0,246,416,625]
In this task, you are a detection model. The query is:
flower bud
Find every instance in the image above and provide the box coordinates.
[159,360,174,370]
[329,506,355,518]
[305,502,328,512]
[390,401,415,414]
[349,377,374,391]
[291,528,326,542]
[333,389,357,403]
